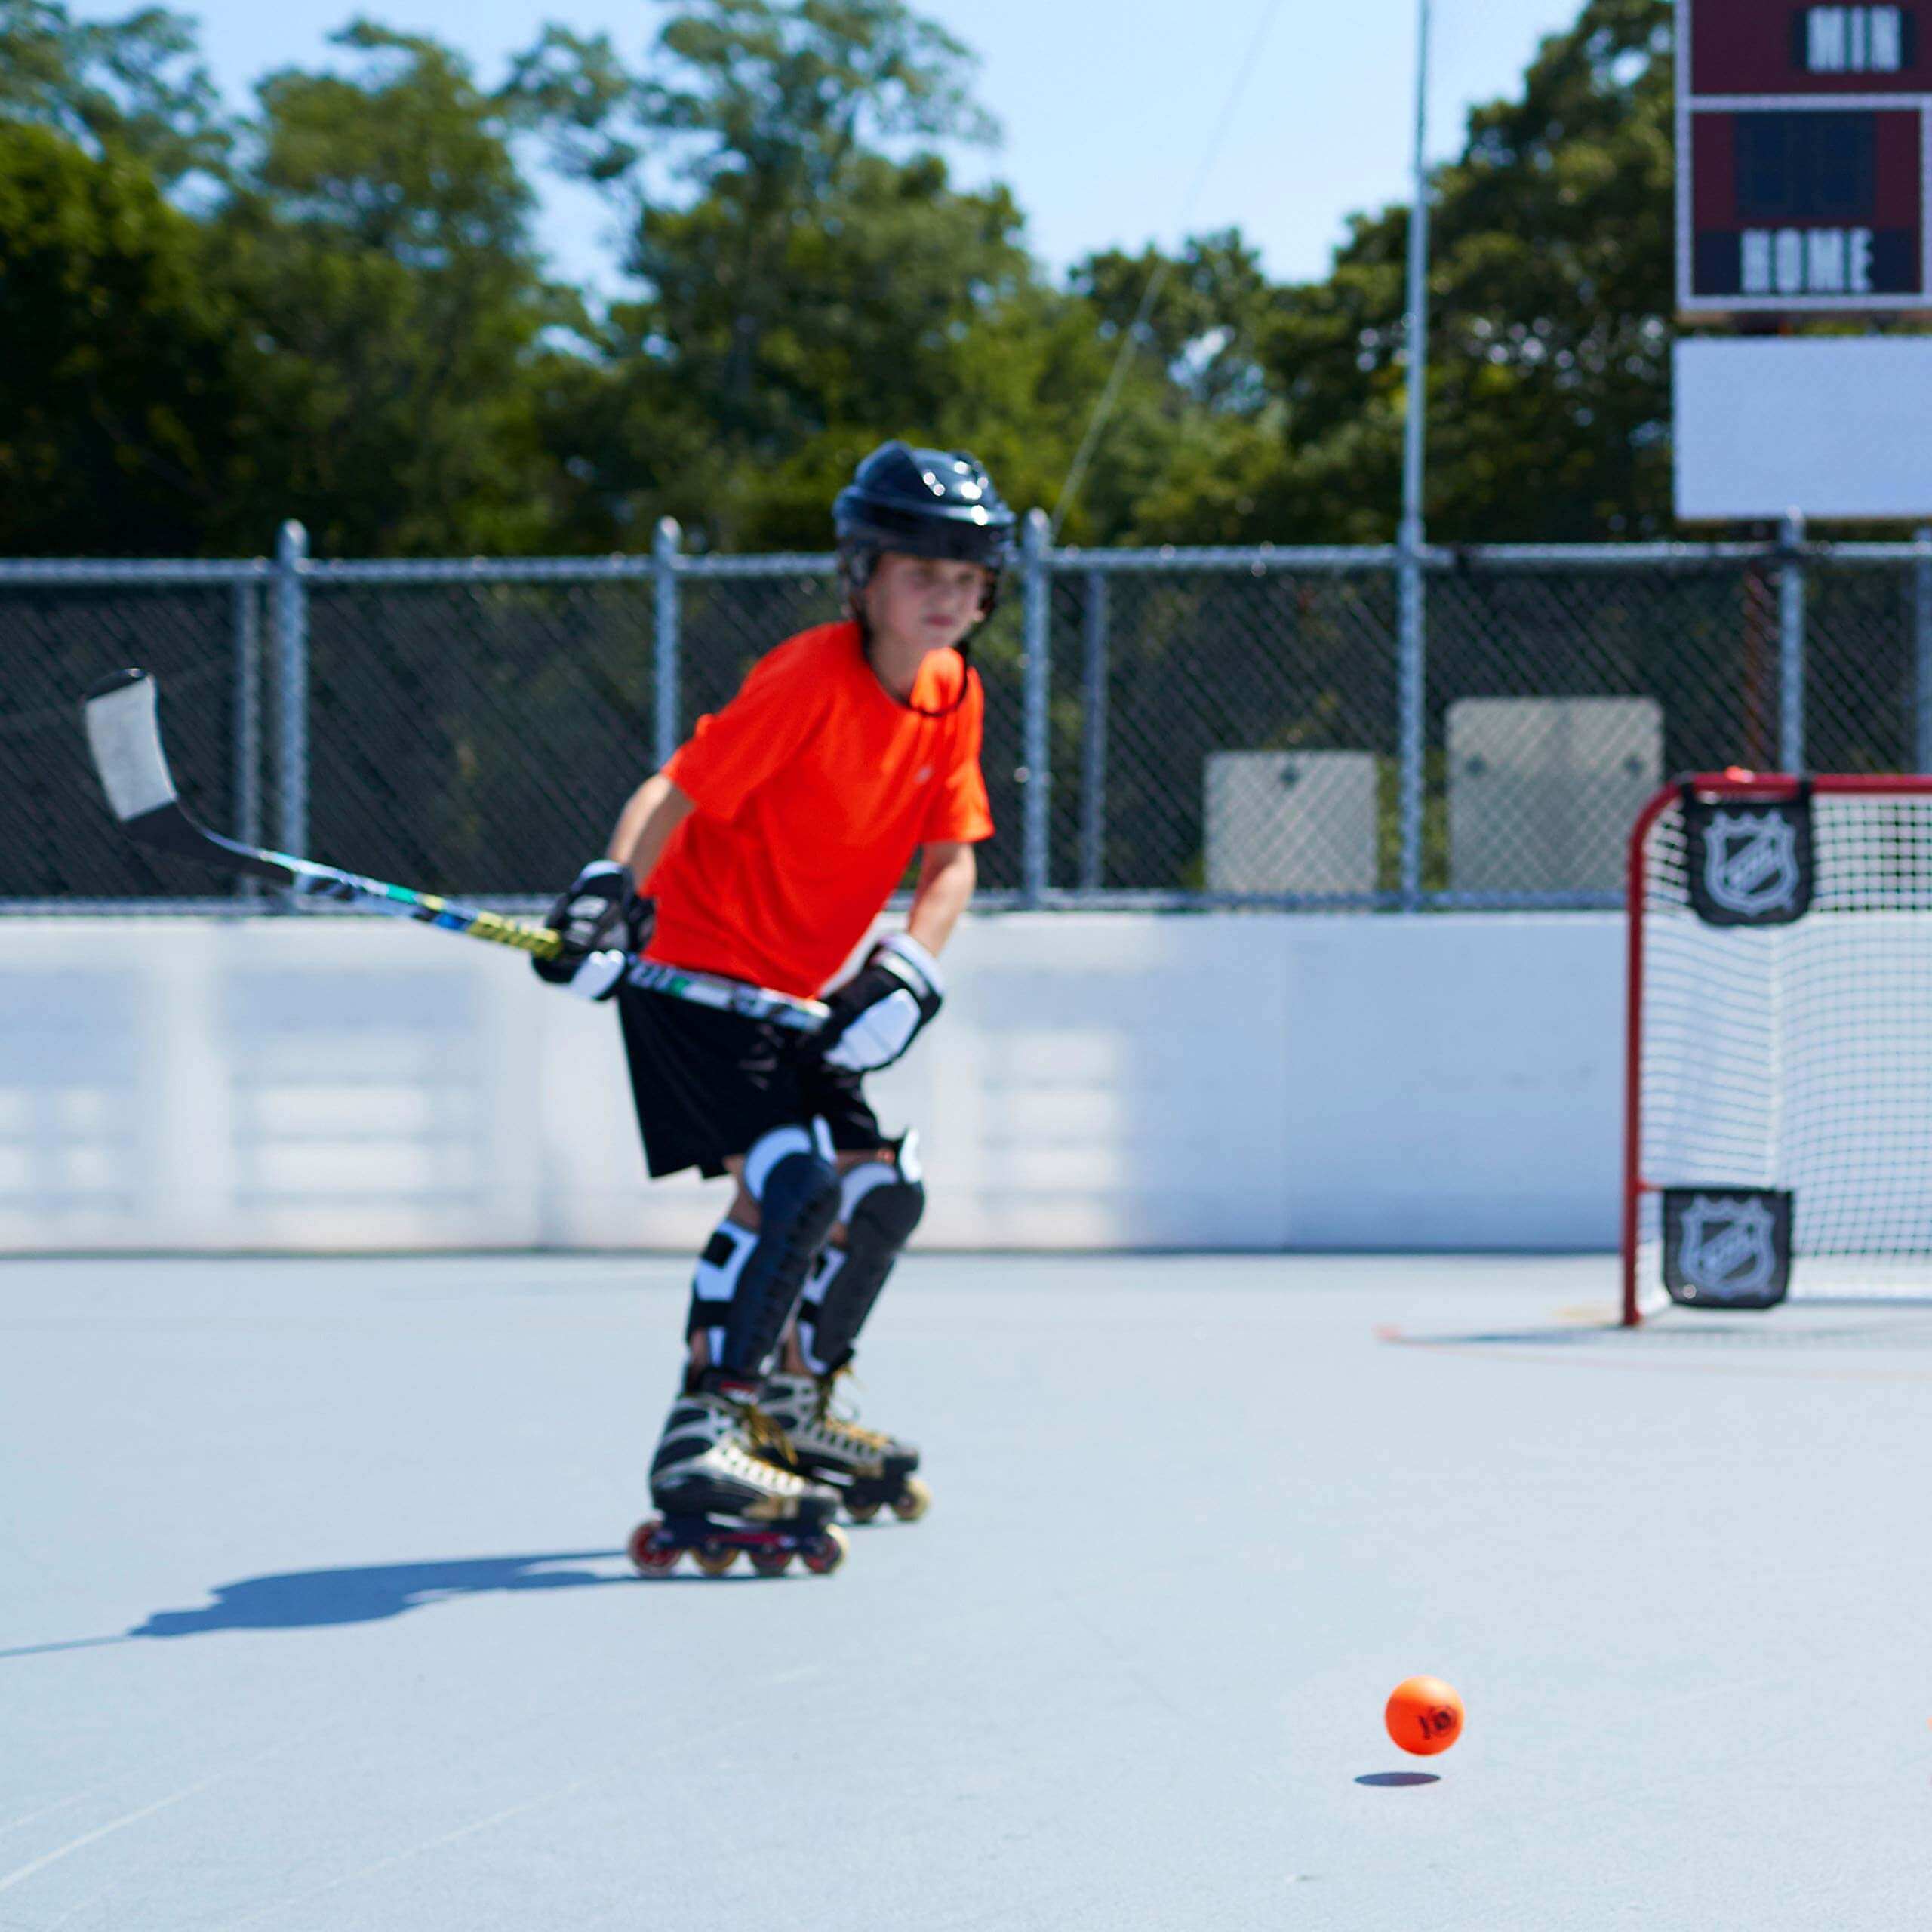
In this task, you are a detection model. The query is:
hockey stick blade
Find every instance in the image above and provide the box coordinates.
[81,669,826,1032]
[83,669,297,888]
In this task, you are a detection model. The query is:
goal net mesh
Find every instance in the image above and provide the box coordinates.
[1631,782,1932,1314]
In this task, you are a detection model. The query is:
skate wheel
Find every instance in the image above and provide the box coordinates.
[844,1498,882,1525]
[628,1518,679,1575]
[891,1478,931,1523]
[691,1541,740,1577]
[799,1524,849,1575]
[748,1548,793,1577]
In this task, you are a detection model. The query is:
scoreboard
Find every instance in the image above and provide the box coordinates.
[1678,2,1932,311]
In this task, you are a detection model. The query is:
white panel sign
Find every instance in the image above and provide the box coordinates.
[1674,335,1932,519]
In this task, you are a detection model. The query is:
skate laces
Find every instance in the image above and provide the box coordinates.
[817,1371,891,1452]
[685,1390,809,1487]
[738,1401,806,1472]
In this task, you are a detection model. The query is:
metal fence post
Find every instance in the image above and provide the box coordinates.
[1078,568,1109,891]
[1916,526,1932,774]
[1021,509,1052,906]
[654,516,682,770]
[273,520,309,861]
[1779,509,1806,772]
[232,577,262,897]
[1396,533,1426,908]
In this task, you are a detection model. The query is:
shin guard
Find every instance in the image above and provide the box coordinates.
[796,1140,926,1374]
[687,1124,841,1390]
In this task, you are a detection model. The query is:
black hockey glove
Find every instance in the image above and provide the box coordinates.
[820,933,944,1073]
[532,860,652,1001]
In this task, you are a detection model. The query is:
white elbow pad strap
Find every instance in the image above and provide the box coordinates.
[877,931,943,1003]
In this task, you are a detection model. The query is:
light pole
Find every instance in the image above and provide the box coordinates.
[1397,0,1434,906]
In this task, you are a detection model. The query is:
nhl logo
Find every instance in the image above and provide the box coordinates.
[1678,1194,1776,1297]
[1683,794,1814,928]
[1703,810,1800,918]
[1661,1188,1793,1310]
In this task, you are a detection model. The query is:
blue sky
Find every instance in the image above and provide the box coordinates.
[106,0,1586,291]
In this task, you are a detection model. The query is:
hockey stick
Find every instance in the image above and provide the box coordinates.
[82,669,828,1034]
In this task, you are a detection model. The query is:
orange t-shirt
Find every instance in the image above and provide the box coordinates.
[644,622,994,998]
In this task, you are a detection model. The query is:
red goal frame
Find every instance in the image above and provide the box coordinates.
[1622,771,1932,1325]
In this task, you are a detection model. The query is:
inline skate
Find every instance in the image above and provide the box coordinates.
[758,1370,929,1524]
[629,1388,849,1577]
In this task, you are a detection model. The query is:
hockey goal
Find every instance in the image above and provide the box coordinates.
[1623,772,1932,1325]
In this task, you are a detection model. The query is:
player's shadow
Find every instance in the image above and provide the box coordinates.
[128,1551,631,1639]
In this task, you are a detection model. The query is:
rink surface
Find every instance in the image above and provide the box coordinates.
[5,1253,1932,1931]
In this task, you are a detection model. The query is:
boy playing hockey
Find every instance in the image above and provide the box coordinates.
[533,441,1013,1574]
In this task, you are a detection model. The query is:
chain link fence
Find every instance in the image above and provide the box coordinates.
[7,517,1932,913]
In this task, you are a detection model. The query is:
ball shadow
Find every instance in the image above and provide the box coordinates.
[1355,1771,1441,1787]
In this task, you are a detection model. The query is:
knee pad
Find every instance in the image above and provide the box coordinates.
[743,1121,835,1204]
[686,1124,841,1387]
[797,1136,927,1374]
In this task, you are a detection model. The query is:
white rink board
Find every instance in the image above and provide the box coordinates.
[0,913,1623,1252]
[1674,337,1932,521]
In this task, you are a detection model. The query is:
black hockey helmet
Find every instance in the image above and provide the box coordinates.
[834,441,1016,624]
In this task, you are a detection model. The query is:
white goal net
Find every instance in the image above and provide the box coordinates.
[1625,774,1932,1323]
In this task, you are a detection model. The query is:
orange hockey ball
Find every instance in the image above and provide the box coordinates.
[1385,1676,1464,1756]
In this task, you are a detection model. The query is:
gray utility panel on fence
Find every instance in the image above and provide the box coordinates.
[1204,753,1379,896]
[1448,697,1663,896]
[7,514,1932,914]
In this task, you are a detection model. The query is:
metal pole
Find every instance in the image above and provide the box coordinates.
[1778,509,1806,771]
[1396,0,1433,909]
[1021,509,1052,906]
[1396,555,1426,908]
[273,520,309,862]
[1079,569,1110,891]
[1915,525,1932,773]
[654,516,681,769]
[232,577,262,898]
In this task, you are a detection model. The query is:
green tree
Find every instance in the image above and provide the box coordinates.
[1260,0,1674,542]
[1057,229,1288,543]
[0,0,229,186]
[1072,232,1274,421]
[0,122,248,552]
[213,22,580,556]
[516,0,1062,549]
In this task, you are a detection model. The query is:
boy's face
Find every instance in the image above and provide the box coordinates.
[863,552,991,654]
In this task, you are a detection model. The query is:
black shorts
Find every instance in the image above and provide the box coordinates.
[617,983,888,1180]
